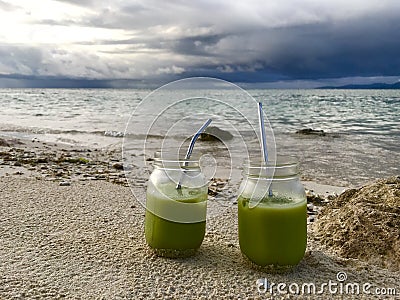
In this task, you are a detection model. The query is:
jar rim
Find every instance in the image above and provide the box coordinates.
[243,155,299,167]
[243,155,299,178]
[154,150,200,162]
[153,150,201,170]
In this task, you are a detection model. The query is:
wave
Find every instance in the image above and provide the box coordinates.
[103,130,124,137]
[0,125,171,140]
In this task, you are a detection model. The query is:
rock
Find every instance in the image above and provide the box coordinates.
[14,161,22,167]
[59,181,71,186]
[327,193,338,200]
[314,176,400,271]
[36,157,48,163]
[0,138,10,147]
[112,163,124,170]
[208,188,218,196]
[200,126,233,142]
[305,189,315,197]
[295,128,326,136]
[306,190,326,205]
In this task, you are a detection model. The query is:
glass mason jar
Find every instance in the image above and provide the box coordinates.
[145,151,208,258]
[237,156,307,271]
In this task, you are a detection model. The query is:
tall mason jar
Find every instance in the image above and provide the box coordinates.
[145,151,208,258]
[237,156,307,271]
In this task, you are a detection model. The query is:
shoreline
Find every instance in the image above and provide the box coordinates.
[0,135,348,223]
[0,135,351,190]
[0,136,127,185]
[1,136,399,299]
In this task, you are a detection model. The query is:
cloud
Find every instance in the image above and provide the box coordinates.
[53,0,94,7]
[156,65,185,75]
[0,0,19,11]
[0,0,400,87]
[0,46,43,75]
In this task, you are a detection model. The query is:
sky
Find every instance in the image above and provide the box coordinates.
[0,0,400,88]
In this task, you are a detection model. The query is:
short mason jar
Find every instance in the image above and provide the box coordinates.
[237,156,307,271]
[145,151,208,258]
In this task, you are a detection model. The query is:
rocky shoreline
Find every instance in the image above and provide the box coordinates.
[0,137,342,223]
[0,138,127,186]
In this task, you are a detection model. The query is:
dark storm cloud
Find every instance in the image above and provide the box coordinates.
[183,12,400,80]
[0,73,111,88]
[257,13,400,79]
[53,0,400,82]
[167,34,228,57]
[1,0,400,87]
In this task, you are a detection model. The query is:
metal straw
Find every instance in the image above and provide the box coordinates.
[176,118,212,190]
[258,102,273,196]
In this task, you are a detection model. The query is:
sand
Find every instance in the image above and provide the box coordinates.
[0,177,399,299]
[0,137,399,299]
[314,177,400,271]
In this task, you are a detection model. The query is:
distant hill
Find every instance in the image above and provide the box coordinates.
[317,81,400,89]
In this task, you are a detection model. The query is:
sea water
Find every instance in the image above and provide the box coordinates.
[0,88,399,187]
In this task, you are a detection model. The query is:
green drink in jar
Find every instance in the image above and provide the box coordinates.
[238,157,307,271]
[145,151,208,258]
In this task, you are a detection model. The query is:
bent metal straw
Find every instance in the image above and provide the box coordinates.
[258,102,273,197]
[176,118,212,190]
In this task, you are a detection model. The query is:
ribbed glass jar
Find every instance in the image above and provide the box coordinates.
[237,156,307,271]
[145,151,208,258]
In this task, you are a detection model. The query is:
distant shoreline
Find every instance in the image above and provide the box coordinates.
[0,81,399,90]
[316,81,400,89]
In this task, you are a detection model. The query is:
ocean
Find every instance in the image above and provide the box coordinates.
[0,87,399,187]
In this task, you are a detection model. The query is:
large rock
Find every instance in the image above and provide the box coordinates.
[200,126,233,142]
[313,176,400,271]
[295,128,326,136]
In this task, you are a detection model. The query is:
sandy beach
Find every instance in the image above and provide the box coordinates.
[1,137,399,299]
